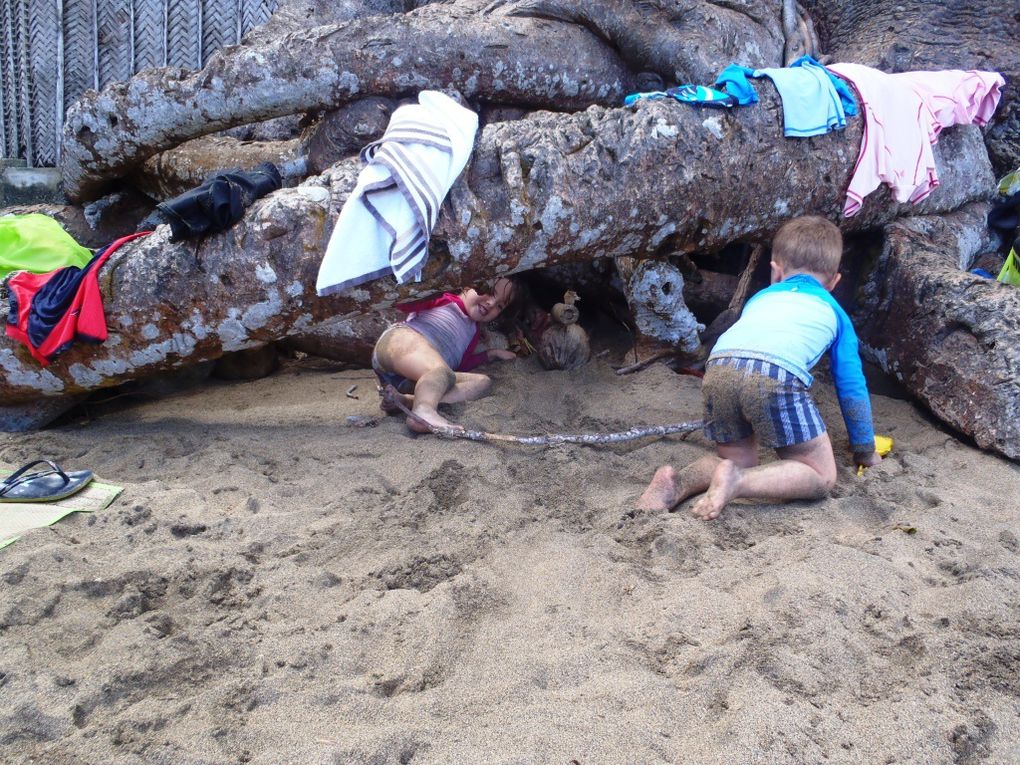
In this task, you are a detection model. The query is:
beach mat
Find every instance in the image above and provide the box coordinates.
[0,465,123,549]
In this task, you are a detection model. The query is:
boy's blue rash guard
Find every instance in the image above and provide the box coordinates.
[710,274,876,453]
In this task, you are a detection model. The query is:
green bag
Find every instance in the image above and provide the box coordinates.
[997,247,1020,287]
[0,213,93,280]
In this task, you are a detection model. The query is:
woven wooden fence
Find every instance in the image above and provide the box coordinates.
[0,0,279,167]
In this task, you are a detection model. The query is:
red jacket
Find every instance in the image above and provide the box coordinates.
[6,232,151,366]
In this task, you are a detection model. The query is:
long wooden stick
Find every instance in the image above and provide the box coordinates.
[613,350,675,375]
[613,352,705,378]
[383,386,703,445]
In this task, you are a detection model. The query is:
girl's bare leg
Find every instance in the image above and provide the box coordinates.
[381,372,492,415]
[374,328,461,432]
[409,367,459,432]
[443,372,492,403]
[380,389,414,414]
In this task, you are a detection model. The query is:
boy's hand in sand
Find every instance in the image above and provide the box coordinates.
[854,450,882,468]
[488,349,517,361]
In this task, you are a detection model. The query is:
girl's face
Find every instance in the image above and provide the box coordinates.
[462,278,514,323]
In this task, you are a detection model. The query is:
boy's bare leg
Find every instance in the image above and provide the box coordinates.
[637,435,759,511]
[691,433,837,521]
[636,457,717,511]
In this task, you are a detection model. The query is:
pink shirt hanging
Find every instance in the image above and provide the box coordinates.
[827,64,1004,217]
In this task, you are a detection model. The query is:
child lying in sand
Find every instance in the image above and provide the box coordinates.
[373,277,518,432]
[638,215,882,520]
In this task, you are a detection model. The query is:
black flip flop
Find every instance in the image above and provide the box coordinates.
[0,460,94,503]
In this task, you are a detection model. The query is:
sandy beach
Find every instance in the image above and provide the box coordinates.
[2,350,1020,764]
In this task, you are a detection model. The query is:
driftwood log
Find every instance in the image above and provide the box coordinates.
[856,204,1020,458]
[0,101,992,402]
[1,0,1019,459]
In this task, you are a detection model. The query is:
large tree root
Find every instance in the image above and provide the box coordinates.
[0,92,994,412]
[856,203,1020,460]
[60,2,634,202]
[491,0,783,86]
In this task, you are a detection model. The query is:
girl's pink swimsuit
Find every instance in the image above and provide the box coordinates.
[372,293,490,390]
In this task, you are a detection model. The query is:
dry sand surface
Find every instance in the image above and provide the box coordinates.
[2,353,1020,765]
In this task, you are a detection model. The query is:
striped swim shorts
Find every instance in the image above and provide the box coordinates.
[702,356,826,448]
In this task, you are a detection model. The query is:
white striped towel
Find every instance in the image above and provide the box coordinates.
[316,91,479,296]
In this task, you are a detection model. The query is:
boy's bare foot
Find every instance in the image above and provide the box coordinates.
[691,460,742,521]
[406,406,463,434]
[637,466,681,511]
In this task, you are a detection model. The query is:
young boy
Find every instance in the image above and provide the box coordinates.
[373,277,518,433]
[638,216,882,520]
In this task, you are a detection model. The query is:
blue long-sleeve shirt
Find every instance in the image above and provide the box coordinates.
[710,274,876,453]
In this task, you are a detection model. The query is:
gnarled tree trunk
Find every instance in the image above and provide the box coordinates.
[857,204,1020,459]
[60,1,636,201]
[3,0,1019,457]
[0,91,993,405]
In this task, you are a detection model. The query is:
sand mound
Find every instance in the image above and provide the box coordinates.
[2,356,1019,764]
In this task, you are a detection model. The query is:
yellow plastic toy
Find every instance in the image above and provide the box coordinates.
[858,435,894,476]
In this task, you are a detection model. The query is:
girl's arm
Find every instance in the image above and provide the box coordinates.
[459,348,516,371]
[458,327,516,371]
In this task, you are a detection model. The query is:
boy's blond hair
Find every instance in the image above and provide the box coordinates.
[771,216,843,279]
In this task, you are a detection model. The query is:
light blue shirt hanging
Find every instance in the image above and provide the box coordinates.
[714,56,858,137]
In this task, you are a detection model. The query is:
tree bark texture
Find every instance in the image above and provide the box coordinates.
[615,257,703,353]
[491,0,784,86]
[280,311,397,365]
[129,135,305,202]
[856,204,1020,460]
[58,0,1020,200]
[1,90,995,408]
[60,1,636,201]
